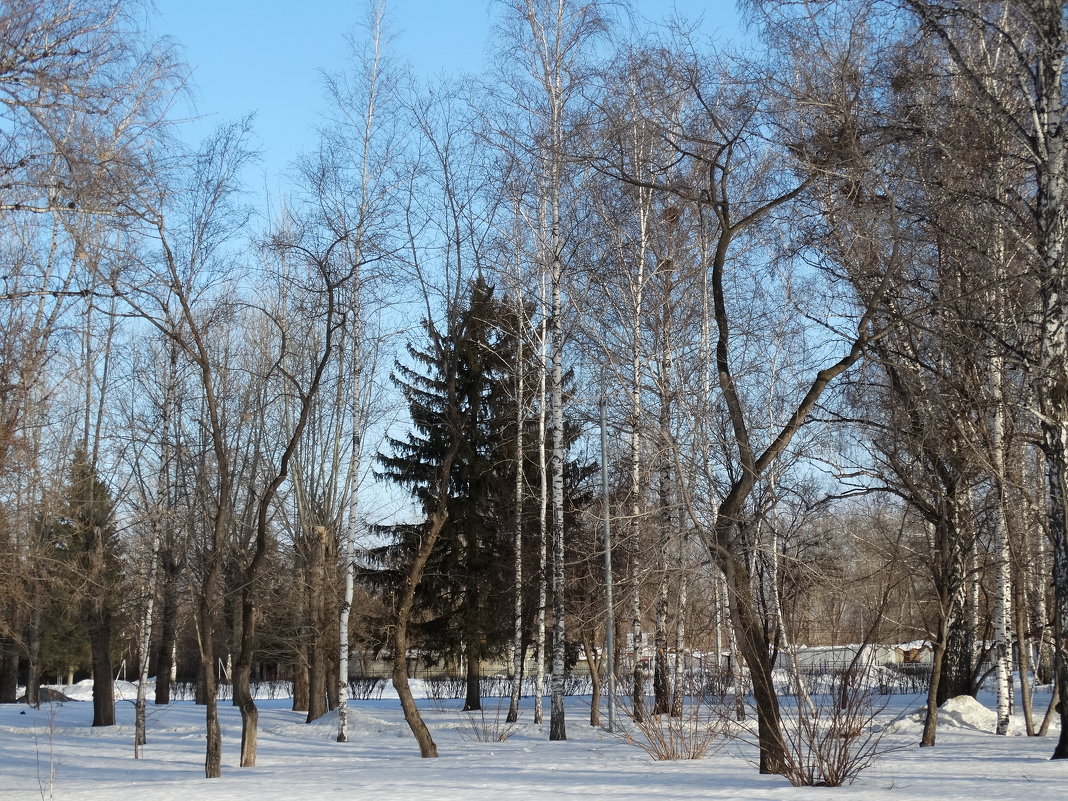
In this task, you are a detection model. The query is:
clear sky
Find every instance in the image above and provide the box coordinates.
[150,0,745,192]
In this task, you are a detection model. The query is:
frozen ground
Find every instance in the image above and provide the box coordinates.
[0,681,1064,801]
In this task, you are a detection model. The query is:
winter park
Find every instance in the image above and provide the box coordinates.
[0,670,1065,800]
[4,0,1068,798]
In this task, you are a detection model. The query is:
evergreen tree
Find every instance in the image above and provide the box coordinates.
[64,449,121,726]
[374,278,523,711]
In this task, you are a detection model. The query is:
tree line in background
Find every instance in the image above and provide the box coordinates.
[1,0,1067,780]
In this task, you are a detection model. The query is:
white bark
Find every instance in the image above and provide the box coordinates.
[991,347,1013,735]
[134,520,161,757]
[508,292,526,723]
[533,310,548,725]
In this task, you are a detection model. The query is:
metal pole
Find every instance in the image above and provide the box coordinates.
[600,395,615,732]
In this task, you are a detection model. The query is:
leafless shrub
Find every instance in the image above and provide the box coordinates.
[617,698,731,761]
[33,702,58,801]
[423,676,466,702]
[458,700,521,743]
[347,677,386,701]
[773,670,903,786]
[563,675,594,696]
[478,676,513,697]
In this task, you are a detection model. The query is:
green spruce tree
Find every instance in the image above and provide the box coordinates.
[374,278,522,711]
[66,448,121,726]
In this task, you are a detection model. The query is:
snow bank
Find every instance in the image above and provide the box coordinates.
[50,679,142,703]
[889,694,1023,736]
[939,695,998,732]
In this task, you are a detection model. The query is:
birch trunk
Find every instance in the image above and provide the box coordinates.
[548,228,566,741]
[992,349,1013,735]
[134,518,161,755]
[337,337,363,742]
[533,313,548,725]
[508,296,525,723]
[904,0,1068,760]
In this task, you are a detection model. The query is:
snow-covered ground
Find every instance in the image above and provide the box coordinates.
[0,681,1063,801]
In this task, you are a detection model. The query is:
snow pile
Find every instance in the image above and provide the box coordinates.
[54,679,141,703]
[889,695,1017,736]
[938,695,997,732]
[60,680,96,702]
[297,705,408,739]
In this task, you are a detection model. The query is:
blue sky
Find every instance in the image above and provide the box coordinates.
[151,1,744,191]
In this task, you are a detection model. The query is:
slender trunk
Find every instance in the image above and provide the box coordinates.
[652,557,669,715]
[1047,441,1068,758]
[937,501,974,705]
[199,573,222,778]
[508,305,525,724]
[765,514,815,719]
[292,658,310,712]
[548,212,566,740]
[582,634,601,727]
[921,605,951,747]
[653,253,675,718]
[337,531,356,741]
[87,577,115,726]
[1039,684,1059,737]
[463,627,482,712]
[235,588,259,767]
[600,397,617,732]
[307,527,329,722]
[393,506,450,758]
[25,583,41,707]
[1015,570,1036,736]
[992,357,1013,735]
[652,430,670,716]
[670,570,687,718]
[154,565,178,705]
[629,558,645,722]
[325,632,339,711]
[135,523,162,754]
[0,638,17,703]
[533,314,548,725]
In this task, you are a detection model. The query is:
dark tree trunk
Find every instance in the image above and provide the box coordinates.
[582,634,602,727]
[306,527,329,722]
[730,574,785,774]
[937,614,975,704]
[393,505,451,758]
[25,602,41,707]
[652,586,670,716]
[921,614,951,747]
[154,561,179,705]
[326,645,340,712]
[292,658,309,712]
[88,607,115,726]
[0,637,18,703]
[235,588,259,767]
[200,642,221,776]
[463,634,482,712]
[307,643,327,721]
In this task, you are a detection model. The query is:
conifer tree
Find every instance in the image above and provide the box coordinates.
[48,448,122,726]
[375,277,520,711]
